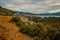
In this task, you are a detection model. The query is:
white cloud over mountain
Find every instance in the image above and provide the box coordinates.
[0,0,60,13]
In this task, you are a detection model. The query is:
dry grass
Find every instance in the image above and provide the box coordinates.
[0,15,33,40]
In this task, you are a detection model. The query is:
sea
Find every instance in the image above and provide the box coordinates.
[36,15,60,18]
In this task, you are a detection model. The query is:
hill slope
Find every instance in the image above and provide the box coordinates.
[0,6,14,15]
[0,6,33,40]
[0,15,33,40]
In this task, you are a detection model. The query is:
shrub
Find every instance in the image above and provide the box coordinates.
[30,27,40,37]
[46,29,60,40]
[16,21,25,27]
[54,32,60,40]
[20,26,30,34]
[10,16,20,22]
[19,25,40,37]
[10,16,25,28]
[16,22,22,27]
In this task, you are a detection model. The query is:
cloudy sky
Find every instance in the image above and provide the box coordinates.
[0,0,60,13]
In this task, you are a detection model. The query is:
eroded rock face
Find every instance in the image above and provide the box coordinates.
[0,16,33,40]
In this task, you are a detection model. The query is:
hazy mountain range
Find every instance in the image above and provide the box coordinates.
[16,11,60,16]
[0,6,60,17]
[35,12,60,16]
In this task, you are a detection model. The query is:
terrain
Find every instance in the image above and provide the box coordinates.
[0,6,60,40]
[0,6,34,40]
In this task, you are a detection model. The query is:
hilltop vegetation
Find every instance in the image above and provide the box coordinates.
[0,6,15,16]
[0,6,60,40]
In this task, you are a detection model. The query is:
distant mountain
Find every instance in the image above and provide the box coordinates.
[16,11,60,16]
[52,12,60,15]
[0,6,60,16]
[35,12,60,16]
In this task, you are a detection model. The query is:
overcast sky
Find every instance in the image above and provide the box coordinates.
[0,0,60,13]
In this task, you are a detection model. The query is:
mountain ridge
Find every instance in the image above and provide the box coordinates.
[0,6,60,16]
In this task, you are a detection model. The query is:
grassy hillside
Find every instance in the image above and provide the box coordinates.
[0,6,15,15]
[0,6,34,40]
[0,15,34,40]
[0,6,60,40]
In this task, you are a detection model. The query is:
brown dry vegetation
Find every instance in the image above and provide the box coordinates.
[0,6,60,40]
[0,15,33,40]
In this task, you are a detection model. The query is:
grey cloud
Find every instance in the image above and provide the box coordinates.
[0,0,22,7]
[25,0,45,4]
[0,0,60,13]
[47,5,60,10]
[30,0,44,3]
[0,0,13,6]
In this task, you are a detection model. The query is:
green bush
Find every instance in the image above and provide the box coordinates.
[16,21,25,27]
[30,27,40,37]
[46,29,60,40]
[10,16,25,28]
[20,25,40,37]
[10,16,20,22]
[34,28,60,40]
[20,26,30,34]
[16,22,22,27]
